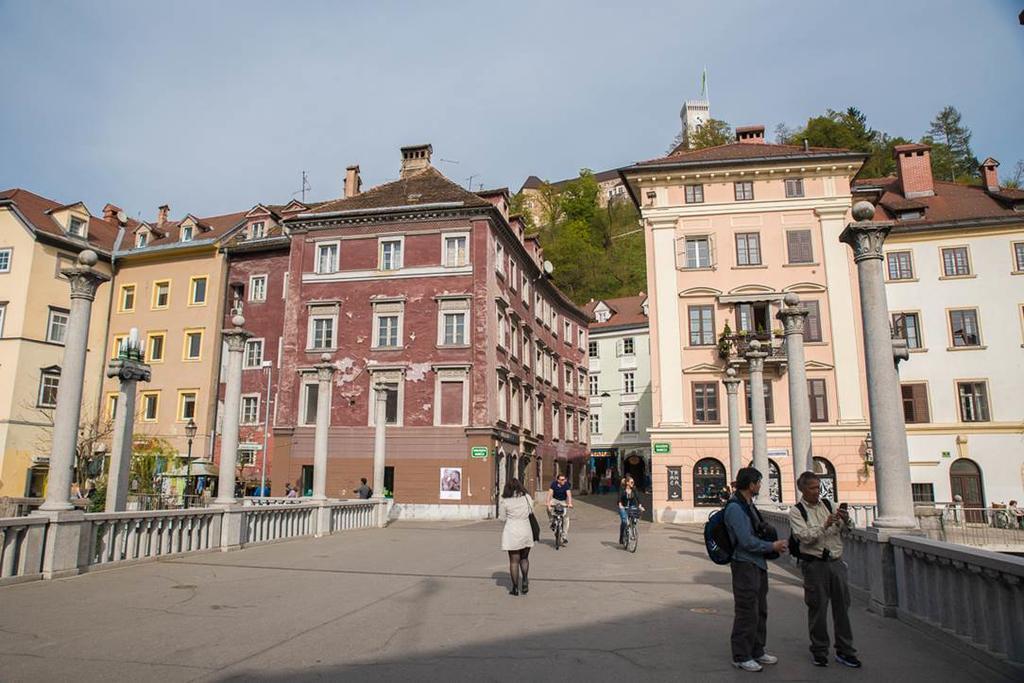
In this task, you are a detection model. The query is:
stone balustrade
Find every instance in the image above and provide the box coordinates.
[1,499,386,587]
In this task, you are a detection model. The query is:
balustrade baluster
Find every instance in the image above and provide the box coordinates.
[1,527,19,577]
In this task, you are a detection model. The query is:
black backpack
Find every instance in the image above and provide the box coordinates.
[787,498,832,561]
[704,499,779,564]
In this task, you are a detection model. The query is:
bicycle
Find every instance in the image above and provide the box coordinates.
[624,506,642,553]
[551,504,567,550]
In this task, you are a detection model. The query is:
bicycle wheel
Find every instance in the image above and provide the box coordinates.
[555,521,562,550]
[626,522,638,553]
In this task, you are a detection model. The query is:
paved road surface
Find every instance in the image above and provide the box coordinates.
[0,494,1007,682]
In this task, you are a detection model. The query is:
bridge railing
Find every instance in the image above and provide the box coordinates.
[86,509,222,567]
[0,516,48,586]
[243,503,317,544]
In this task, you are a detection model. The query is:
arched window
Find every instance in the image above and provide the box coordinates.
[768,459,782,503]
[814,457,837,502]
[693,458,727,507]
[950,459,984,522]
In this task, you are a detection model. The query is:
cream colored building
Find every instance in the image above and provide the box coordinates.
[0,189,123,496]
[620,126,876,522]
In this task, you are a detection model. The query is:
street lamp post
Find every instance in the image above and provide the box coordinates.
[184,418,197,508]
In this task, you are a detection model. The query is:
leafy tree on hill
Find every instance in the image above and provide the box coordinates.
[783,107,908,178]
[924,105,978,183]
[1002,160,1024,189]
[667,118,733,154]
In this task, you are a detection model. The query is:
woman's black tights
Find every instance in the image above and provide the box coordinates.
[507,548,530,588]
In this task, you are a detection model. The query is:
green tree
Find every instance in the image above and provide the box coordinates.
[1002,160,1024,189]
[667,118,733,153]
[131,437,180,496]
[925,106,978,182]
[784,107,907,178]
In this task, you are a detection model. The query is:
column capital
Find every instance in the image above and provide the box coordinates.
[744,340,768,373]
[315,353,337,383]
[222,314,253,352]
[776,292,809,336]
[62,251,110,301]
[106,358,152,383]
[840,202,894,263]
[722,367,741,394]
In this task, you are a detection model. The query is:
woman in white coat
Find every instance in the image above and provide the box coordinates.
[498,478,534,596]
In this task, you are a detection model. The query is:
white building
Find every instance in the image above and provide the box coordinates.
[584,295,653,489]
[680,99,710,150]
[855,149,1024,508]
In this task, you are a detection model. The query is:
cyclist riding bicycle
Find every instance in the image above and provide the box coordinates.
[618,475,645,546]
[546,473,574,544]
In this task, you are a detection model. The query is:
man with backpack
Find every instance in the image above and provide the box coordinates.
[789,471,861,669]
[723,467,789,672]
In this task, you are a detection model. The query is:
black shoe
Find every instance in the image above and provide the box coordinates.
[812,654,828,667]
[835,653,861,668]
[521,577,529,594]
[509,585,519,596]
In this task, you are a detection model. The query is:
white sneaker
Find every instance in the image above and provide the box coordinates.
[756,653,778,665]
[732,660,763,672]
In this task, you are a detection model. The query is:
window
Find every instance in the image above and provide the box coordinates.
[497,310,507,348]
[694,459,727,507]
[178,391,197,421]
[0,304,5,337]
[1014,242,1024,272]
[590,413,601,435]
[106,393,118,420]
[564,364,574,391]
[692,382,720,424]
[901,383,930,423]
[249,275,267,302]
[438,299,470,346]
[0,247,11,272]
[887,251,914,280]
[495,241,504,275]
[316,242,339,274]
[244,339,264,368]
[623,372,635,394]
[147,332,165,363]
[442,312,467,345]
[684,184,704,204]
[136,232,148,248]
[735,301,771,334]
[371,314,397,348]
[589,340,599,358]
[444,234,468,267]
[437,370,467,426]
[119,285,136,312]
[912,483,936,503]
[310,316,335,350]
[744,381,775,423]
[786,229,814,264]
[141,392,159,421]
[681,236,712,269]
[183,330,203,360]
[189,276,207,305]
[688,305,715,346]
[47,308,69,344]
[784,178,804,198]
[804,301,822,342]
[379,382,400,425]
[941,247,971,277]
[552,406,560,439]
[807,379,828,422]
[180,224,193,242]
[623,409,637,433]
[622,337,635,355]
[734,181,754,201]
[589,374,599,396]
[957,382,990,422]
[111,334,127,359]
[302,381,319,426]
[38,369,60,407]
[241,396,260,424]
[152,280,170,309]
[68,217,86,237]
[379,238,403,270]
[735,232,762,266]
[892,312,922,349]
[949,309,981,347]
[238,448,257,466]
[250,221,266,239]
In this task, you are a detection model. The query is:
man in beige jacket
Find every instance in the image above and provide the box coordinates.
[789,471,861,669]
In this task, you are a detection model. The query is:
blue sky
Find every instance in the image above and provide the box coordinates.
[1,0,1022,220]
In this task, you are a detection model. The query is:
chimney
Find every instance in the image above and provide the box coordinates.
[344,165,361,198]
[103,203,124,225]
[157,204,170,225]
[894,144,935,198]
[980,157,1000,193]
[735,125,766,144]
[399,144,433,179]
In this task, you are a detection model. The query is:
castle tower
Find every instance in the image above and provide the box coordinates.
[680,99,710,149]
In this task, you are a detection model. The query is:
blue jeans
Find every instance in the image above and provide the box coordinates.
[619,507,637,542]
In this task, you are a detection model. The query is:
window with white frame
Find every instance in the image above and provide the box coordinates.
[0,303,6,337]
[238,447,257,466]
[370,371,403,426]
[379,238,403,270]
[308,304,338,350]
[564,319,572,342]
[249,275,267,301]
[498,374,507,422]
[244,339,264,368]
[136,232,148,248]
[497,308,507,348]
[436,367,469,426]
[444,233,469,267]
[578,328,585,349]
[0,248,11,272]
[589,374,599,396]
[509,322,518,358]
[553,406,561,440]
[589,340,599,358]
[68,217,86,237]
[678,235,712,269]
[590,412,600,434]
[535,346,543,370]
[957,381,990,422]
[373,300,403,349]
[47,308,69,344]
[241,395,260,424]
[623,371,636,394]
[438,298,470,346]
[316,242,339,274]
[535,398,544,435]
[578,369,586,396]
[623,409,637,433]
[564,363,573,392]
[495,241,504,274]
[38,368,60,407]
[250,221,266,239]
[510,383,520,426]
[301,380,319,426]
[180,224,193,242]
[620,336,635,356]
[784,178,805,198]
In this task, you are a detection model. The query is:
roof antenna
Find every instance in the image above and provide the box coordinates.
[465,174,479,191]
[292,171,311,202]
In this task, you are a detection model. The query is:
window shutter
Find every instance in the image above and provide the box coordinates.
[708,235,716,268]
[615,339,623,357]
[913,385,930,423]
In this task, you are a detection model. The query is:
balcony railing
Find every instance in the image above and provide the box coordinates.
[718,333,787,365]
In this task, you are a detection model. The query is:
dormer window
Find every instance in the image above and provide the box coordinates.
[68,217,86,237]
[896,210,924,221]
[136,232,148,248]
[594,305,611,323]
[250,221,265,239]
[181,225,194,242]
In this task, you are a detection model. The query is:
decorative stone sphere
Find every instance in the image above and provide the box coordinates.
[78,249,99,267]
[749,339,762,351]
[320,353,332,363]
[231,314,246,328]
[852,201,875,221]
[726,367,736,378]
[783,292,800,307]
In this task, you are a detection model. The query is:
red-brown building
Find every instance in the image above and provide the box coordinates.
[220,145,590,518]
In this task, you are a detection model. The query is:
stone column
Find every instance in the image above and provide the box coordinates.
[723,367,742,479]
[841,202,916,529]
[215,315,251,505]
[40,250,110,512]
[745,340,769,481]
[312,354,336,501]
[372,383,387,500]
[105,330,151,512]
[777,293,813,482]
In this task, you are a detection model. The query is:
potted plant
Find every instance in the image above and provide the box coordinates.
[717,323,733,360]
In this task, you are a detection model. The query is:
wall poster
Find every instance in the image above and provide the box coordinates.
[440,467,462,500]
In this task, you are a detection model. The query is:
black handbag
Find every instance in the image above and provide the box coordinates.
[528,512,541,541]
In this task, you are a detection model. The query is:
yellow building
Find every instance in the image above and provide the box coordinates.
[0,189,123,496]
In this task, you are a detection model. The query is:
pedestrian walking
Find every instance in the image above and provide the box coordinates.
[355,478,372,499]
[789,471,861,668]
[498,478,534,596]
[724,467,788,672]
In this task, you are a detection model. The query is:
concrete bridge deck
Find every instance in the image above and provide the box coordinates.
[0,494,1008,682]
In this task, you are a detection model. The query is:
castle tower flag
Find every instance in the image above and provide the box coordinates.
[680,68,711,149]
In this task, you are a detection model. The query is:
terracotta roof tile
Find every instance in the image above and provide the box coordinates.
[0,187,121,251]
[128,210,248,250]
[584,294,648,330]
[852,177,1024,227]
[630,141,861,168]
[305,167,491,215]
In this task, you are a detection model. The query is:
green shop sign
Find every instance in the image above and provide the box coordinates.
[471,446,489,459]
[653,442,671,454]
